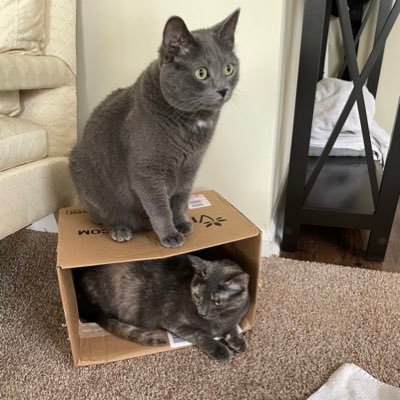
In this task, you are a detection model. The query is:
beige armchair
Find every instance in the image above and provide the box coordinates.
[0,0,77,239]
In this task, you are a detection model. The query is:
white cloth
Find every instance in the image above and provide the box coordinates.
[308,363,400,400]
[310,78,390,164]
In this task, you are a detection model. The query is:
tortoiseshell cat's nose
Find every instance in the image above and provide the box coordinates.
[198,303,209,317]
[217,88,228,98]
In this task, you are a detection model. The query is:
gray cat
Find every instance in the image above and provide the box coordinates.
[69,10,240,247]
[74,255,250,363]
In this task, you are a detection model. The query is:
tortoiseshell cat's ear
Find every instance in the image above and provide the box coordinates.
[223,273,249,292]
[162,16,196,61]
[187,255,209,278]
[212,9,240,51]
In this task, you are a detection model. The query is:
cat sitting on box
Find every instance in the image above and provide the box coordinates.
[69,10,240,248]
[74,255,250,363]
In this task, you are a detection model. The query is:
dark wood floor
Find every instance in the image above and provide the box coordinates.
[280,203,400,273]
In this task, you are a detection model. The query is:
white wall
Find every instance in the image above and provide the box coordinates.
[77,1,285,231]
[271,0,303,212]
[375,18,400,134]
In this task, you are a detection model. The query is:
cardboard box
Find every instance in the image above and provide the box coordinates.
[56,190,261,366]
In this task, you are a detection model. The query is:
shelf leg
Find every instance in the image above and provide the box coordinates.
[366,229,391,262]
[281,224,301,252]
[366,101,400,261]
[281,0,330,252]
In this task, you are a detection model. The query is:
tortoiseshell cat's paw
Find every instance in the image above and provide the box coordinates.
[160,232,185,248]
[175,222,193,236]
[209,342,232,363]
[225,333,247,353]
[139,331,167,346]
[110,225,133,242]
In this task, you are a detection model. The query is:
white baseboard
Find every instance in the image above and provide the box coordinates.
[262,223,280,257]
[26,213,58,233]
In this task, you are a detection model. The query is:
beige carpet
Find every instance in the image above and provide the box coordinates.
[1,230,400,400]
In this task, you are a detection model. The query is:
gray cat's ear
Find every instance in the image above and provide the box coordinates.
[162,16,196,60]
[223,273,249,291]
[213,9,240,50]
[188,255,208,277]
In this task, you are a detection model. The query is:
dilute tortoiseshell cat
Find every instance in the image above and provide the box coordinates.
[74,255,250,363]
[69,10,240,247]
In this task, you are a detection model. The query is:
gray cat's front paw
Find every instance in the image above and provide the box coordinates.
[110,225,133,242]
[160,232,185,248]
[225,334,247,353]
[209,342,232,363]
[175,222,193,235]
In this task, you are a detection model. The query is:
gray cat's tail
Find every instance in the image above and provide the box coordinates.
[95,316,167,346]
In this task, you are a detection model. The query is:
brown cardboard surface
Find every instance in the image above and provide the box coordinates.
[56,268,80,365]
[72,237,260,366]
[78,334,172,366]
[56,191,262,366]
[57,191,260,269]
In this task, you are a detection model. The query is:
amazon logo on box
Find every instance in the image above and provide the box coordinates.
[77,228,109,235]
[191,214,227,228]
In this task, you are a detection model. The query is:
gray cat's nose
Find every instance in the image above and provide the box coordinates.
[217,88,228,98]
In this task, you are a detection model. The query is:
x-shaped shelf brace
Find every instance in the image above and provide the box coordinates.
[338,0,379,78]
[303,0,400,208]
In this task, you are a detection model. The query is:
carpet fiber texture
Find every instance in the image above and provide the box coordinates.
[1,230,400,400]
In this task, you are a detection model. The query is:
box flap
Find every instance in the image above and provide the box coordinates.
[57,191,260,269]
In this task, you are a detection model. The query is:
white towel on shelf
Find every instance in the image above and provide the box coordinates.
[307,363,400,400]
[310,78,390,164]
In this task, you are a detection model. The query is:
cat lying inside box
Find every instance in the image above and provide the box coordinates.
[74,254,250,363]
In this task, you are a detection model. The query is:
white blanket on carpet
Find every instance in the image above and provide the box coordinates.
[310,78,390,164]
[308,363,400,400]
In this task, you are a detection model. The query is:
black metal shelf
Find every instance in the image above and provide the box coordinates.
[281,0,400,261]
[305,157,383,214]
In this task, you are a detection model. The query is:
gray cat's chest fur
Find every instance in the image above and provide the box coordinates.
[125,62,218,192]
[73,61,217,202]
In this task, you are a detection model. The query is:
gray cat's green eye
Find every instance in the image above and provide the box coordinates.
[224,64,234,76]
[195,67,208,80]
